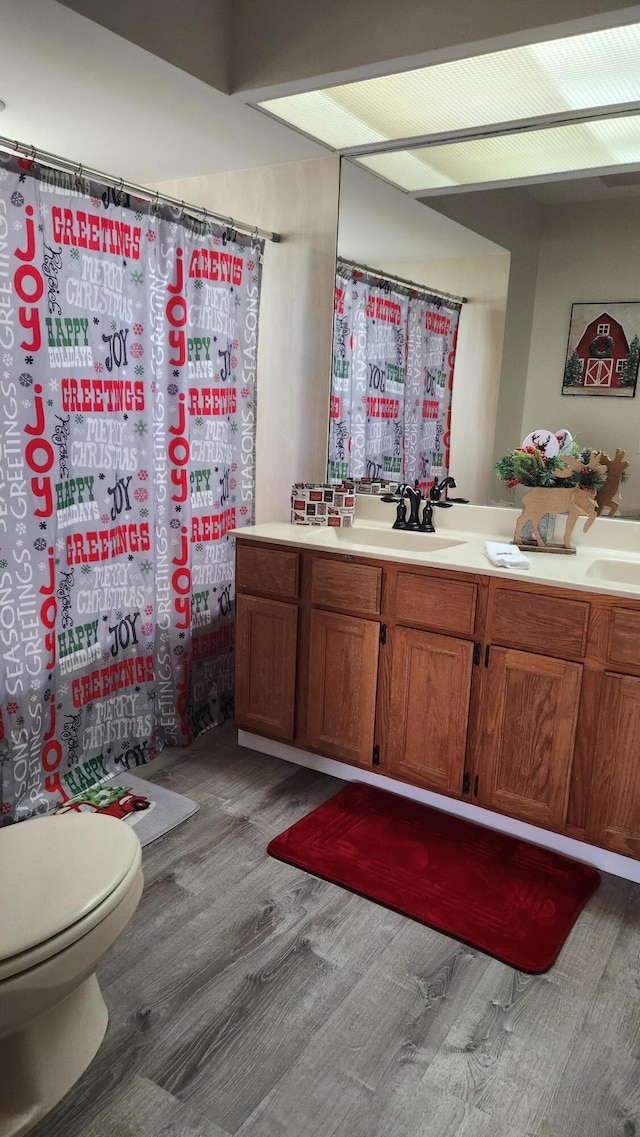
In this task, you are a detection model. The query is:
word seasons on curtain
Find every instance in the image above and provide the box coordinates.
[0,151,263,823]
[328,268,461,487]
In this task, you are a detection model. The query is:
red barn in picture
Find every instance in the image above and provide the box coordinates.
[563,304,640,397]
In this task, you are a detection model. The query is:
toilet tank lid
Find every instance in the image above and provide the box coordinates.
[0,812,141,961]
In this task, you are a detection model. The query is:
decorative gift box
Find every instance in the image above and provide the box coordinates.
[291,483,356,526]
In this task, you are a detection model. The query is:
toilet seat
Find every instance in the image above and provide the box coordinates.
[0,813,141,981]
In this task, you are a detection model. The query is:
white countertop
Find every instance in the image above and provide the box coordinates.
[235,498,640,601]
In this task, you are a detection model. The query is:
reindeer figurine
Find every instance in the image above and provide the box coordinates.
[596,449,629,518]
[514,451,607,552]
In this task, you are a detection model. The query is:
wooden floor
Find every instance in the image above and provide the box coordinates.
[33,724,640,1137]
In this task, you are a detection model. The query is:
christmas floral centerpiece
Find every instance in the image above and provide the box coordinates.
[497,435,613,550]
[495,443,608,492]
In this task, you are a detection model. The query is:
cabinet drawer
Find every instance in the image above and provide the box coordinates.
[236,543,299,600]
[394,572,477,636]
[492,588,589,658]
[311,559,381,615]
[608,608,640,669]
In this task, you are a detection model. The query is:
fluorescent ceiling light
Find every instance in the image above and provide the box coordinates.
[259,23,640,150]
[354,115,640,192]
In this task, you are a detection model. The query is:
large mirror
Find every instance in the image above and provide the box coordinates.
[336,157,640,519]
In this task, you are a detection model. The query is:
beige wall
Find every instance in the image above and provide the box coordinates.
[153,156,340,522]
[427,188,544,470]
[522,197,640,514]
[431,188,640,511]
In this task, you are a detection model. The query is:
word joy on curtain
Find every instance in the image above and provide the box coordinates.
[0,150,263,824]
[329,264,462,488]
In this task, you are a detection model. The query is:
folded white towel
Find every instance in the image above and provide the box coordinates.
[484,541,531,569]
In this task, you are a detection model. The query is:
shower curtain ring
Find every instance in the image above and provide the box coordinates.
[179,200,185,220]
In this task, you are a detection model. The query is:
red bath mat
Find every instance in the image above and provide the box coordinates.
[267,783,600,973]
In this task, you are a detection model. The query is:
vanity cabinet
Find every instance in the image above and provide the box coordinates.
[476,647,582,829]
[307,609,379,765]
[382,626,474,795]
[234,536,640,862]
[305,556,383,765]
[234,543,300,741]
[235,595,298,740]
[589,673,640,857]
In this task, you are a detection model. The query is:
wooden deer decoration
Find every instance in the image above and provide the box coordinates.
[596,449,629,517]
[513,451,606,552]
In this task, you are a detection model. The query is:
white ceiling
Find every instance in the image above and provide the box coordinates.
[0,0,324,184]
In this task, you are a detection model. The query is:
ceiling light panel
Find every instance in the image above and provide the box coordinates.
[355,115,640,192]
[259,23,640,150]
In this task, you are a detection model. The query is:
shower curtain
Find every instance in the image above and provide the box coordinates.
[0,151,263,823]
[329,268,460,488]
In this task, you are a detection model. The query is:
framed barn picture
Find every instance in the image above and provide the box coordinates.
[563,302,640,397]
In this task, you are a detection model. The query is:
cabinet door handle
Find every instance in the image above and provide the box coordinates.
[484,645,491,668]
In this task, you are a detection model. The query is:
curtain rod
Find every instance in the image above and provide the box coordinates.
[0,136,281,243]
[337,257,466,305]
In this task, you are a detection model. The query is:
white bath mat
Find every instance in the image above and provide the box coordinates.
[54,774,199,847]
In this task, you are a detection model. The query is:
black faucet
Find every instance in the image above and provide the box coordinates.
[420,499,435,532]
[397,482,423,529]
[430,476,458,504]
[382,476,468,532]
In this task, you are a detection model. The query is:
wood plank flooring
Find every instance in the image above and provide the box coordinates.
[32,724,640,1137]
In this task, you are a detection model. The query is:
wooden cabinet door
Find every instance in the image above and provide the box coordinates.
[235,595,297,740]
[477,647,582,829]
[307,610,379,766]
[383,627,473,795]
[589,673,640,857]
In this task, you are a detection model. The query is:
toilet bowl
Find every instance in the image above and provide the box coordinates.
[0,812,143,1137]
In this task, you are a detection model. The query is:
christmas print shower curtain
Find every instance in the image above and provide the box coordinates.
[0,152,262,823]
[329,268,460,489]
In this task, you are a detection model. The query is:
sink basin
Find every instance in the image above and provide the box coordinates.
[585,559,640,585]
[306,526,466,553]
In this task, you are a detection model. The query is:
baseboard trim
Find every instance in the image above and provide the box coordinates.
[238,730,640,884]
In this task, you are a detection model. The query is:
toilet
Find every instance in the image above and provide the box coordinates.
[0,812,143,1137]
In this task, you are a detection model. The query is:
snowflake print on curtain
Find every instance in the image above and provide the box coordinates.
[0,152,262,823]
[328,267,460,490]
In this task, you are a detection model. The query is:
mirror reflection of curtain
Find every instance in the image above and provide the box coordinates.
[329,269,461,490]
